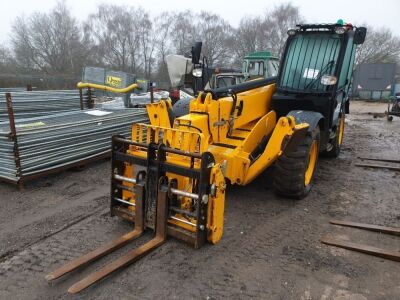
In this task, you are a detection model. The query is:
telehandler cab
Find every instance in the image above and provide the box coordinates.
[46,22,366,293]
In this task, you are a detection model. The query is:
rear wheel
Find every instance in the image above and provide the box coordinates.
[273,127,320,199]
[323,113,345,158]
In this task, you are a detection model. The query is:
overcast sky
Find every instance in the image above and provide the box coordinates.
[1,0,399,45]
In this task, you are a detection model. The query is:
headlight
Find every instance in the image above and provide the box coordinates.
[192,68,203,78]
[287,29,297,36]
[334,26,346,34]
[320,75,337,86]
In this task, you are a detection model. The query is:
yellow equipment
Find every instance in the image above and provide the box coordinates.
[46,77,310,293]
[121,78,310,243]
[46,22,366,294]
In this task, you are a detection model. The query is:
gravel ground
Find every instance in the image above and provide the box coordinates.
[0,101,399,300]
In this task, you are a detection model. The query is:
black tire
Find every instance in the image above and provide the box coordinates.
[323,112,345,158]
[273,127,320,199]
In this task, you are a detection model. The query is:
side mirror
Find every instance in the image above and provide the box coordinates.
[191,42,202,64]
[354,27,367,45]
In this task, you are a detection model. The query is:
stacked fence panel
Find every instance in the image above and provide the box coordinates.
[0,130,16,182]
[0,108,148,183]
[0,87,30,93]
[0,90,90,123]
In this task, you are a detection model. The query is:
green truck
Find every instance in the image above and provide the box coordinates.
[170,48,280,116]
[242,51,280,80]
[206,51,280,89]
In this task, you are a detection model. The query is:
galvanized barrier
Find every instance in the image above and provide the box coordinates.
[0,87,31,93]
[0,89,91,123]
[0,92,148,189]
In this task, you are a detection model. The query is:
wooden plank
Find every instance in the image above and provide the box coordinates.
[321,237,400,262]
[357,156,400,164]
[330,220,400,236]
[355,163,400,171]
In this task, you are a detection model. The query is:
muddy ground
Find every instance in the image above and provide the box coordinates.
[0,101,399,300]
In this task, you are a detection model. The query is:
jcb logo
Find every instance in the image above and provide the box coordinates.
[106,76,122,87]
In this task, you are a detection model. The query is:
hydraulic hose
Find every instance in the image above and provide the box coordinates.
[204,76,277,100]
[77,82,139,94]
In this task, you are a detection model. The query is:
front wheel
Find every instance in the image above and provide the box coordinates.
[273,127,320,199]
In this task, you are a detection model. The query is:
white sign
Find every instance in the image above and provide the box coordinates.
[84,110,113,116]
[303,68,319,79]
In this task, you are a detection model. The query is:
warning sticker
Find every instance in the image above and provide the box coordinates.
[106,75,122,87]
[84,110,113,116]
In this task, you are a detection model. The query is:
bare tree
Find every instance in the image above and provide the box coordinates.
[193,11,234,66]
[9,2,399,85]
[356,26,400,65]
[263,3,304,55]
[126,10,145,74]
[11,1,88,75]
[84,5,158,78]
[170,11,196,55]
[154,13,175,83]
[0,46,16,73]
[233,16,265,66]
[85,5,141,73]
[137,12,157,79]
[233,3,303,66]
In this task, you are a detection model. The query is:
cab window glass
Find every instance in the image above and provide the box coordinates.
[217,77,236,88]
[248,61,264,76]
[268,60,279,76]
[279,33,341,91]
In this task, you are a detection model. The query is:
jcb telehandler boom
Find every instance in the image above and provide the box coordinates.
[46,22,366,293]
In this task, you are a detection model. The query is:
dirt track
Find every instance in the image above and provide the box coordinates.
[0,101,399,300]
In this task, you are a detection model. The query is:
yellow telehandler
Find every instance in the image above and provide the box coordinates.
[46,22,366,293]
